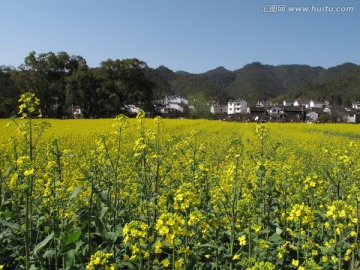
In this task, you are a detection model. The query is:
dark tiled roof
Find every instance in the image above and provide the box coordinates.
[248,107,267,112]
[304,108,325,114]
[283,106,303,112]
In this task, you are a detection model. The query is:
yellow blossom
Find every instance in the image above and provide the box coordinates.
[161,258,171,267]
[154,240,163,254]
[175,257,184,269]
[252,224,262,233]
[292,259,299,267]
[24,168,34,176]
[321,256,328,263]
[238,235,247,246]
[331,255,338,263]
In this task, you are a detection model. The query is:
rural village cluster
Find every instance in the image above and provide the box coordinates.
[72,96,360,123]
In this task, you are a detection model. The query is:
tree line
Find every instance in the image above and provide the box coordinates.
[2,53,360,119]
[0,51,155,118]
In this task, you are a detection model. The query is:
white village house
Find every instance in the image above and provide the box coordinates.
[347,113,358,123]
[306,111,319,122]
[283,100,294,106]
[210,104,227,114]
[125,104,141,114]
[352,102,360,110]
[268,106,284,115]
[309,100,329,109]
[293,100,309,108]
[290,99,328,109]
[160,95,189,113]
[227,99,247,114]
[72,105,83,118]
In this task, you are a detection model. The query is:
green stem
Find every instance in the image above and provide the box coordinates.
[338,228,342,270]
[25,117,34,270]
[25,192,30,270]
[88,171,94,257]
[248,223,252,266]
[172,237,176,270]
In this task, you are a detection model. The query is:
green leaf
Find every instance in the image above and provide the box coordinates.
[2,165,12,178]
[268,232,285,244]
[43,249,56,258]
[100,205,109,219]
[101,190,109,201]
[69,186,82,200]
[275,226,283,235]
[65,249,75,267]
[201,243,218,248]
[34,232,54,254]
[75,239,84,251]
[62,229,82,246]
[120,261,136,269]
[105,231,119,241]
[4,208,15,219]
[94,215,107,237]
[0,219,20,230]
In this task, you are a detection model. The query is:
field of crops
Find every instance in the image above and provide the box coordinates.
[0,98,360,269]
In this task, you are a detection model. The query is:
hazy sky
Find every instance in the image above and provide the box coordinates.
[1,0,359,73]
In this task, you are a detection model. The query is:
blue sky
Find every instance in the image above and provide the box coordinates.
[1,0,359,73]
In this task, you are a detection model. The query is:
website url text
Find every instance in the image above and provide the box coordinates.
[262,5,354,13]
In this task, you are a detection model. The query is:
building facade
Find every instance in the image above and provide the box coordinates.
[227,99,248,114]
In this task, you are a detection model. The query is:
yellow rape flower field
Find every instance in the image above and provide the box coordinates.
[1,110,360,269]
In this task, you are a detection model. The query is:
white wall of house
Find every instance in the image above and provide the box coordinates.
[72,106,83,118]
[283,100,294,106]
[161,95,189,113]
[306,111,319,122]
[352,102,360,110]
[346,113,360,123]
[347,114,356,123]
[164,95,189,105]
[125,105,140,114]
[294,100,309,108]
[210,105,227,114]
[268,106,284,115]
[309,100,327,108]
[166,103,185,112]
[227,99,247,114]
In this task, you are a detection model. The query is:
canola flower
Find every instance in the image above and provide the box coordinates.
[0,109,360,269]
[86,251,116,270]
[18,92,42,119]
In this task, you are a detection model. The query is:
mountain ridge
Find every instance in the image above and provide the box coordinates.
[148,62,360,106]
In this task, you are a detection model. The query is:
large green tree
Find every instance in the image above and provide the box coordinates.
[12,51,86,117]
[92,58,154,117]
[0,66,20,117]
[65,65,100,118]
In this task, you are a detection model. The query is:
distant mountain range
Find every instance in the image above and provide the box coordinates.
[147,62,360,106]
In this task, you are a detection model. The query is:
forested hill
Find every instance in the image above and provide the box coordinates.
[148,62,360,106]
[1,51,360,118]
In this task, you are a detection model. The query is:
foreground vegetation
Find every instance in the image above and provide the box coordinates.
[0,95,360,269]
